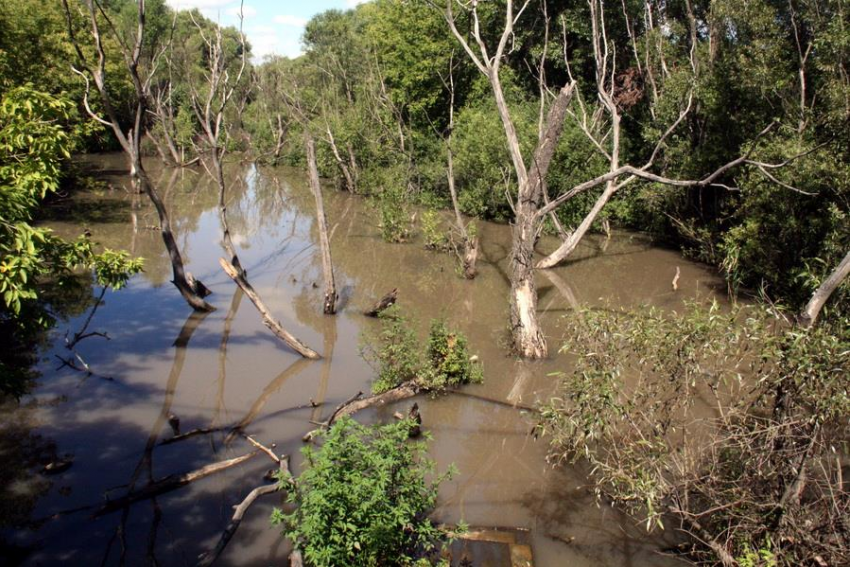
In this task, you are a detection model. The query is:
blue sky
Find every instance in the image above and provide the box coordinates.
[167,1,368,60]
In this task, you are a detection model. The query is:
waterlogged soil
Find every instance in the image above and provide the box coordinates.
[0,154,726,566]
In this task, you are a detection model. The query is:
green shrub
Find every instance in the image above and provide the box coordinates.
[537,302,849,565]
[420,209,449,251]
[362,306,482,395]
[423,319,483,391]
[364,306,424,394]
[273,417,453,567]
[377,184,412,243]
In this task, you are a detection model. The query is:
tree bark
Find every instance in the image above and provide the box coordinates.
[536,182,618,268]
[798,250,850,327]
[136,158,214,311]
[220,259,321,358]
[306,136,337,315]
[325,124,356,193]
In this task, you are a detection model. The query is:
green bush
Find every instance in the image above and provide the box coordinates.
[362,306,482,395]
[273,417,453,567]
[364,306,424,394]
[537,302,849,565]
[420,209,449,251]
[423,319,483,391]
[376,184,412,243]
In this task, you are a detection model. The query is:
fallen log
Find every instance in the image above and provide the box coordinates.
[450,390,537,413]
[196,456,293,567]
[364,288,397,317]
[303,381,421,442]
[220,259,320,359]
[158,427,222,446]
[94,451,258,517]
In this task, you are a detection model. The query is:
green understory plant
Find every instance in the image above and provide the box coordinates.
[362,305,483,394]
[537,301,849,565]
[273,417,455,567]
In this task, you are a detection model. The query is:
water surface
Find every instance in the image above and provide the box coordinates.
[1,154,725,566]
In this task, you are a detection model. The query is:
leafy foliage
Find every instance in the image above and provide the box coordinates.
[362,306,482,395]
[0,86,142,397]
[537,302,850,565]
[273,417,454,567]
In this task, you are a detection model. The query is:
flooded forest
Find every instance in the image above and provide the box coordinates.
[0,1,847,566]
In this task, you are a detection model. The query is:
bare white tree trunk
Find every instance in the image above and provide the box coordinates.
[306,136,337,314]
[799,250,850,328]
[446,0,575,358]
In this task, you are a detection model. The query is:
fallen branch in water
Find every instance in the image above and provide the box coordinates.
[158,427,222,446]
[196,454,293,567]
[94,451,258,517]
[220,258,321,359]
[302,382,422,442]
[450,390,537,413]
[364,288,397,317]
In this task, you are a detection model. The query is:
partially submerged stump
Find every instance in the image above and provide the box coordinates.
[364,288,398,317]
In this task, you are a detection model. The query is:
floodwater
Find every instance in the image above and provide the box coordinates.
[0,154,726,566]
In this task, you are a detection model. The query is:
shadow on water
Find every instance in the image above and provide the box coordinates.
[0,155,728,567]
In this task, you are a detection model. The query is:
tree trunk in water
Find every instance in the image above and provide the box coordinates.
[219,259,321,359]
[134,155,214,312]
[446,67,477,280]
[213,151,244,278]
[463,237,479,280]
[510,207,547,359]
[536,183,618,269]
[306,136,337,315]
[798,250,850,327]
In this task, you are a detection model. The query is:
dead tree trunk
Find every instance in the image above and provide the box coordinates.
[444,55,478,279]
[798,250,850,328]
[212,150,244,278]
[446,0,575,358]
[306,135,337,314]
[220,259,321,359]
[62,0,213,312]
[364,288,397,317]
[135,156,214,311]
[325,123,356,193]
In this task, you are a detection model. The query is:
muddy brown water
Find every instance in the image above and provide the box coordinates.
[0,154,727,566]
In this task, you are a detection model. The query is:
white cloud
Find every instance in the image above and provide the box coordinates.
[167,0,235,8]
[248,25,302,60]
[273,14,308,27]
[226,4,256,18]
[347,0,368,6]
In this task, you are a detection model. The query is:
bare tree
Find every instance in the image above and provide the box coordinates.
[439,53,478,279]
[535,0,817,270]
[184,6,321,357]
[445,0,576,358]
[272,66,341,316]
[62,0,214,311]
[306,136,338,314]
[186,7,248,278]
